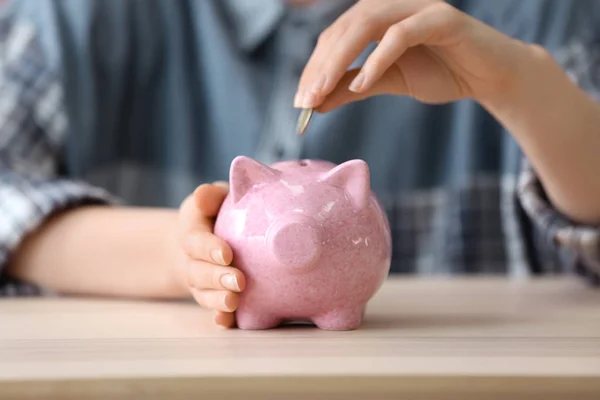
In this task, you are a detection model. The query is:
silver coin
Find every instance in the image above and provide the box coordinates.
[296,108,314,136]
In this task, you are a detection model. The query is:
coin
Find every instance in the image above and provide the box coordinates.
[296,108,314,136]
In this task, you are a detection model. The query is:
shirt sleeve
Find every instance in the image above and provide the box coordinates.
[0,14,118,295]
[517,37,600,285]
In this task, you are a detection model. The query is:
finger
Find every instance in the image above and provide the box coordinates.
[214,311,236,328]
[183,231,233,265]
[187,260,245,292]
[193,183,229,218]
[294,30,331,105]
[351,2,464,93]
[295,7,355,95]
[295,21,375,109]
[178,182,229,237]
[317,67,406,113]
[295,0,435,108]
[178,195,212,238]
[191,288,239,312]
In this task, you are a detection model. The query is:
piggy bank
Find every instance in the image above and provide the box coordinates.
[214,156,392,330]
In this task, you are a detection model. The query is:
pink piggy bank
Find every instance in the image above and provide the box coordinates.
[214,156,392,330]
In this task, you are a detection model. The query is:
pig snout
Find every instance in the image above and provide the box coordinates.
[266,217,322,272]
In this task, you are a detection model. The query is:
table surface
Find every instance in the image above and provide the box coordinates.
[1,277,600,399]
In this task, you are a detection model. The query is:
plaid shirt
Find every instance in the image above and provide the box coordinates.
[1,0,599,296]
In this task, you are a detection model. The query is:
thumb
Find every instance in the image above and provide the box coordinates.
[316,68,407,113]
[192,182,229,219]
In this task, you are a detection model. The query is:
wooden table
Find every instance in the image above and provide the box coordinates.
[1,277,599,399]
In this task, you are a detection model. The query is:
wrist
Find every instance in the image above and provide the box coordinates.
[478,41,600,223]
[478,41,555,116]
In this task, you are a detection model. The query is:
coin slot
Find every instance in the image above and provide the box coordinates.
[299,160,308,166]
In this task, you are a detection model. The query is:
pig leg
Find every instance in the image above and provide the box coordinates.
[236,307,282,330]
[312,306,365,331]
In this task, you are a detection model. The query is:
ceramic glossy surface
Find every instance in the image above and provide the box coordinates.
[214,156,392,330]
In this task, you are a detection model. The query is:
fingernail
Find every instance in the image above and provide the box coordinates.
[221,274,240,291]
[349,71,366,93]
[310,75,327,94]
[223,292,237,311]
[214,312,233,328]
[294,92,303,108]
[211,249,225,265]
[301,92,318,108]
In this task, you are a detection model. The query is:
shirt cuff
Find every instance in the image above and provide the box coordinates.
[0,172,120,295]
[517,159,600,284]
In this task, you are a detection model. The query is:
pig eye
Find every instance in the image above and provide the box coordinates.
[266,218,321,272]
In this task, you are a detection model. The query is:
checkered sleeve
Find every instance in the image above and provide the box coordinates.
[518,160,600,282]
[0,17,117,295]
[517,39,600,283]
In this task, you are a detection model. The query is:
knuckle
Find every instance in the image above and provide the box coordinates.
[353,23,376,40]
[360,12,381,31]
[432,2,462,27]
[317,27,335,44]
[319,59,336,76]
[336,17,352,34]
[432,1,455,15]
[318,16,352,44]
[387,23,408,42]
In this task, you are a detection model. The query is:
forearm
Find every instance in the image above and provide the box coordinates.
[483,44,600,224]
[5,206,185,299]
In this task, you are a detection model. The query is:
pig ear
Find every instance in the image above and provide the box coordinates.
[320,160,370,209]
[229,156,280,203]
